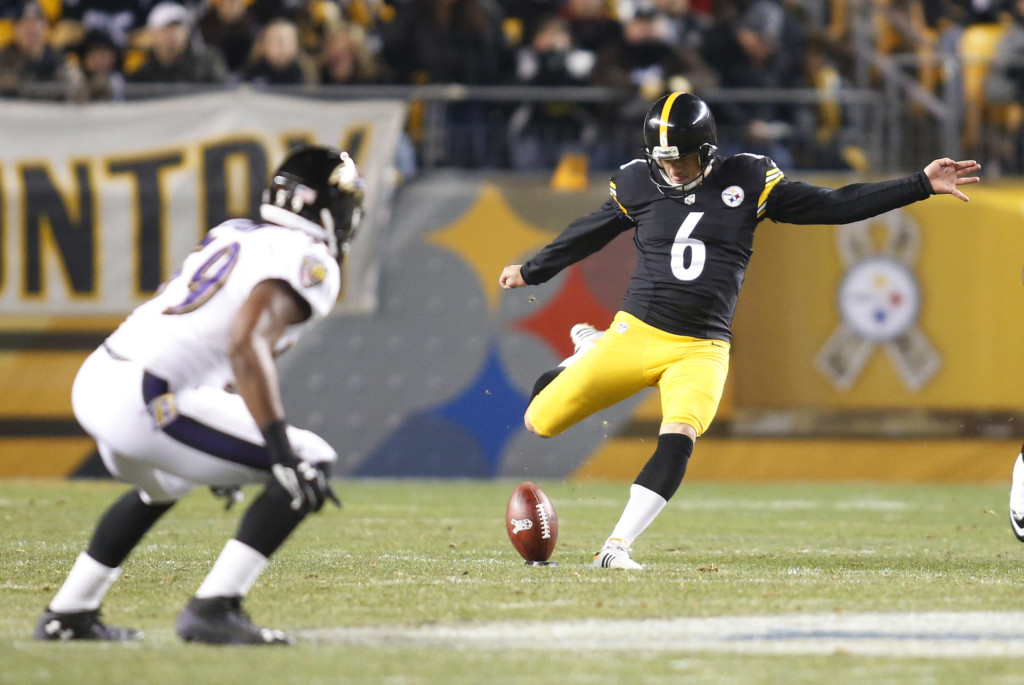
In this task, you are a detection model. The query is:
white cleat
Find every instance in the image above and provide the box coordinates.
[1010,453,1024,542]
[558,323,605,368]
[592,538,643,569]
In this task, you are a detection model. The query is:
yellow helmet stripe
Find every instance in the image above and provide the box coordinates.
[658,92,682,148]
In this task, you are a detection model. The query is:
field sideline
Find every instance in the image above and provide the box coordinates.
[2,478,1023,684]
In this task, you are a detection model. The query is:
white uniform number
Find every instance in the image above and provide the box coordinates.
[670,212,706,281]
[163,242,241,315]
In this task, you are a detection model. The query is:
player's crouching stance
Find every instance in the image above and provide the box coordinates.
[34,146,363,645]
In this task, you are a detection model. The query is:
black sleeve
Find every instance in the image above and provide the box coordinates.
[765,171,932,225]
[520,199,636,285]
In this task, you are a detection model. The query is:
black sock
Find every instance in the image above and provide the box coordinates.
[531,368,563,400]
[235,480,308,558]
[86,489,174,568]
[634,433,694,501]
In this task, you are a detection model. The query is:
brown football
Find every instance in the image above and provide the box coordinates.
[505,481,558,562]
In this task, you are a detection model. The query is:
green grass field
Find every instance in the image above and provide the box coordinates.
[2,478,1023,684]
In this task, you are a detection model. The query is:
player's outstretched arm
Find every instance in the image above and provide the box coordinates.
[500,264,527,289]
[923,158,981,201]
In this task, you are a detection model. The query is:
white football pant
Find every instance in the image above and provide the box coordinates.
[72,347,336,504]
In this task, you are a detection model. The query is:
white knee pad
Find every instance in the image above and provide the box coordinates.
[98,443,193,503]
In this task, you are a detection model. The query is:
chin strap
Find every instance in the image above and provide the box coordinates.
[656,159,715,193]
[648,157,716,199]
[258,204,334,256]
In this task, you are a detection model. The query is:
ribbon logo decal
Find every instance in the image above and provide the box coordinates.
[816,210,939,391]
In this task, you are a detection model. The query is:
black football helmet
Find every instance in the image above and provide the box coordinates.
[642,92,718,198]
[260,145,364,259]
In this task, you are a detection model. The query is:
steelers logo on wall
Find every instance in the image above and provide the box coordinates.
[816,210,940,391]
[838,257,918,342]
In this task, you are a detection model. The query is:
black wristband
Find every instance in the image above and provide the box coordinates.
[260,419,295,464]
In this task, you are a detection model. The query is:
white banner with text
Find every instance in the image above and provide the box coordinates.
[0,90,407,317]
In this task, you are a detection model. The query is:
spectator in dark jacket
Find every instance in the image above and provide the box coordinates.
[702,0,805,166]
[57,0,149,50]
[380,0,512,167]
[199,0,258,78]
[129,1,227,84]
[73,28,125,101]
[507,14,597,169]
[0,2,80,99]
[379,0,509,85]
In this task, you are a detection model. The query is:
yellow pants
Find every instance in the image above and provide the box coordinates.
[526,312,730,438]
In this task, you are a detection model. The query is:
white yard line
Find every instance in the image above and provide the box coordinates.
[303,612,1024,658]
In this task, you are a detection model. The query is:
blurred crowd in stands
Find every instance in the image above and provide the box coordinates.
[3,0,1024,172]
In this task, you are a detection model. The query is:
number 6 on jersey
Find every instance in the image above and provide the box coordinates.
[671,212,705,281]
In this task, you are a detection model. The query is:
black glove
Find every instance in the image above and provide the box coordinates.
[209,485,243,510]
[262,419,341,512]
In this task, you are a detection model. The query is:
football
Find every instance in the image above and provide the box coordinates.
[505,481,558,564]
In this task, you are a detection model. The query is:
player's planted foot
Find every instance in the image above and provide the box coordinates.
[176,596,294,645]
[34,608,143,641]
[592,538,643,569]
[1010,453,1024,542]
[558,323,605,368]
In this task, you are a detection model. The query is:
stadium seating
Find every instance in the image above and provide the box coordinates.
[958,21,1009,153]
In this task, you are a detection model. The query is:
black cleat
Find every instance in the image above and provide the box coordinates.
[34,608,143,641]
[175,596,293,645]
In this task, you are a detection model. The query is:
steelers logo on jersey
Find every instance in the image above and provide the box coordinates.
[300,255,328,288]
[721,185,744,207]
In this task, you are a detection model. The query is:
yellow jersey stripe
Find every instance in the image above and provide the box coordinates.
[608,180,628,215]
[757,167,785,217]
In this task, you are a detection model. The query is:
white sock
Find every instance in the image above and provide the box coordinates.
[557,347,590,368]
[49,553,121,613]
[557,338,602,368]
[195,539,269,599]
[607,484,668,547]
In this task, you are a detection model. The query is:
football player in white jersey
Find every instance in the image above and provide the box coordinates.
[34,145,364,645]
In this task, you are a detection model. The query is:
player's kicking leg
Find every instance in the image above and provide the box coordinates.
[559,323,604,367]
[528,323,605,400]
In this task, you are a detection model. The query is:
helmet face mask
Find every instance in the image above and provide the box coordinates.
[642,92,718,198]
[655,151,704,186]
[260,145,365,260]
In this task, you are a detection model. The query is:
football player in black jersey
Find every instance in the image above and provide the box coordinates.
[499,91,981,569]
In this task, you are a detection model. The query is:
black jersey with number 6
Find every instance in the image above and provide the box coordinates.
[520,154,932,342]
